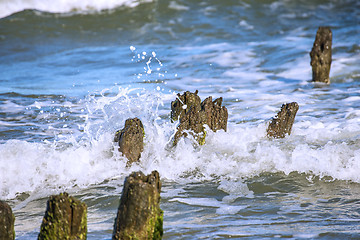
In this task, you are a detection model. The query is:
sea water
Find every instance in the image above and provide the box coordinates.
[0,0,359,239]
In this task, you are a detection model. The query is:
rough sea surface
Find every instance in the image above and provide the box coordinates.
[0,0,359,239]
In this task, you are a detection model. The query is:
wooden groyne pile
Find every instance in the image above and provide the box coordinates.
[0,200,15,240]
[310,27,332,84]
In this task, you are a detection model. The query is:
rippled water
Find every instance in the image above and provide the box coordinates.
[0,0,359,239]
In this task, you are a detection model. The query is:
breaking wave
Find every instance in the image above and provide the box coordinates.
[0,0,153,18]
[1,86,360,201]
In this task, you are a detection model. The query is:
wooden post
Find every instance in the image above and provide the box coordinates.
[114,118,144,166]
[310,27,332,83]
[171,90,228,145]
[267,102,299,138]
[113,171,163,240]
[0,200,15,240]
[38,192,87,240]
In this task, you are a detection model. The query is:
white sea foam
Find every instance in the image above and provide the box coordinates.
[0,100,24,113]
[239,20,254,30]
[0,0,153,19]
[170,197,247,215]
[0,136,127,200]
[277,54,312,81]
[218,180,254,203]
[1,85,360,200]
[168,1,189,11]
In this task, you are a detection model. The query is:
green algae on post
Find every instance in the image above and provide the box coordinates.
[0,200,15,240]
[113,171,163,240]
[38,192,87,240]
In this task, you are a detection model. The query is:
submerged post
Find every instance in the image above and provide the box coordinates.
[113,171,163,240]
[0,200,15,240]
[310,27,332,84]
[114,118,144,166]
[267,102,299,138]
[38,192,87,240]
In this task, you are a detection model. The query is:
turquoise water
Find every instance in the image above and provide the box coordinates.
[0,0,360,239]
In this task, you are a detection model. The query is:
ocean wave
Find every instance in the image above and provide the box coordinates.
[0,0,153,19]
[1,87,360,200]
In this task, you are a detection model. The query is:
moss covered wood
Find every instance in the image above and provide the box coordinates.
[113,171,163,240]
[38,192,87,240]
[0,200,15,240]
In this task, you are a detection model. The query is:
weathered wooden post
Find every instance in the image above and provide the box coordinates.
[0,200,15,240]
[114,117,145,166]
[267,102,299,138]
[171,90,228,145]
[38,192,87,240]
[171,90,202,122]
[113,171,163,240]
[310,27,332,83]
[201,96,228,132]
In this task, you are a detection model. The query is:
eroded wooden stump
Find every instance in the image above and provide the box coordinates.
[171,90,202,122]
[201,96,228,132]
[38,192,87,240]
[114,118,144,166]
[113,171,163,240]
[267,102,299,138]
[0,200,15,240]
[310,27,332,84]
[171,90,228,145]
[174,104,207,145]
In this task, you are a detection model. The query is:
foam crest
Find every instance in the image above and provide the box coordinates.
[0,100,25,113]
[290,143,360,181]
[0,137,126,200]
[0,87,167,200]
[0,0,152,18]
[1,86,360,200]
